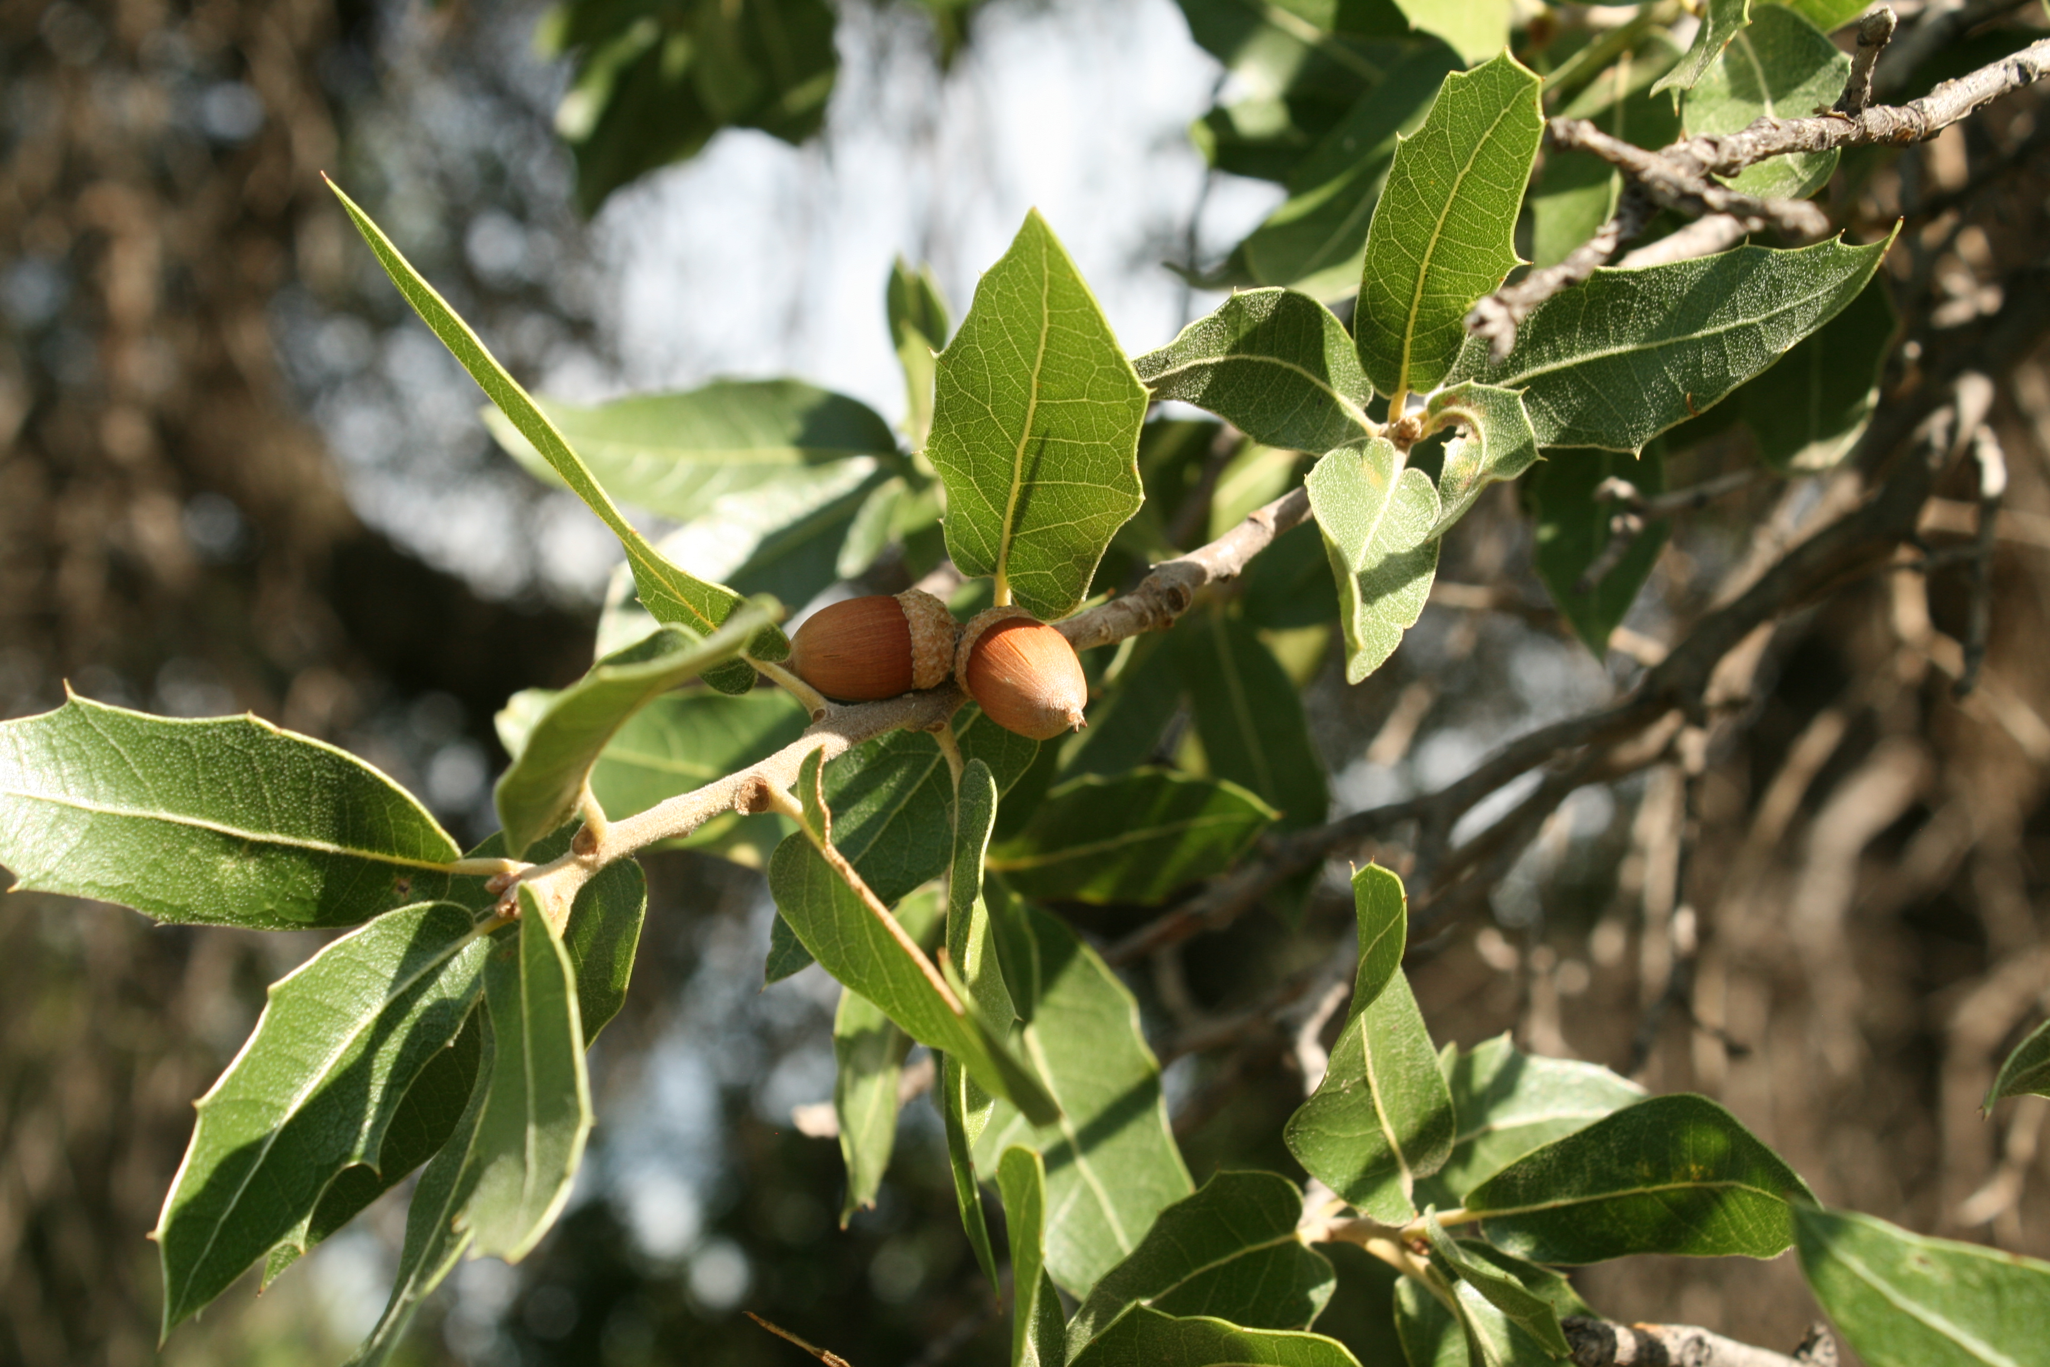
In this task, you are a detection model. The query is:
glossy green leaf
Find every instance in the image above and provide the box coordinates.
[1286,972,1453,1222]
[927,210,1149,619]
[1417,1032,1644,1206]
[769,751,1057,1124]
[1393,0,1509,64]
[1069,1305,1361,1367]
[481,379,897,524]
[1135,289,1373,451]
[1795,1204,2050,1367]
[833,986,912,1225]
[329,181,778,689]
[1306,437,1442,683]
[1173,609,1328,831]
[0,694,461,930]
[942,1053,1001,1287]
[1354,53,1543,403]
[1740,275,1897,472]
[154,902,494,1328]
[889,258,951,451]
[1466,1093,1816,1263]
[1238,44,1464,301]
[492,606,770,857]
[1988,1019,2050,1107]
[974,902,1193,1294]
[1423,381,1537,535]
[1449,235,1894,452]
[1688,5,1849,199]
[999,1145,1067,1367]
[463,884,593,1262]
[1067,1171,1336,1350]
[986,769,1277,905]
[1653,0,1752,97]
[341,1019,495,1367]
[1531,445,1669,657]
[1423,1213,1569,1356]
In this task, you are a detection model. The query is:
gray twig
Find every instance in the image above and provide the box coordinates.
[1833,7,1899,116]
[1564,1316,1837,1367]
[1469,185,1656,362]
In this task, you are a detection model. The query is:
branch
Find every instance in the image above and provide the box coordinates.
[1563,1316,1837,1367]
[1874,0,2041,101]
[1832,8,1898,117]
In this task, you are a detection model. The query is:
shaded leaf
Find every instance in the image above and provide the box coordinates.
[1448,235,1895,453]
[1069,1305,1361,1367]
[655,460,891,610]
[0,694,461,930]
[1987,1018,2050,1107]
[1063,635,1184,778]
[974,902,1193,1294]
[1346,862,1409,1013]
[889,258,952,451]
[1240,521,1341,630]
[1687,5,1849,199]
[833,986,913,1225]
[1653,0,1752,97]
[463,884,593,1262]
[155,902,494,1328]
[942,1053,1002,1287]
[1423,1212,1569,1356]
[329,181,777,690]
[1354,53,1544,403]
[1173,609,1328,831]
[481,379,897,524]
[493,607,771,857]
[928,210,1148,619]
[986,769,1276,905]
[1423,381,1537,535]
[1794,1204,2050,1367]
[1528,40,1681,270]
[998,1146,1067,1367]
[1780,0,1869,29]
[1531,445,1669,657]
[1466,1093,1816,1263]
[1739,274,1897,472]
[1134,289,1373,450]
[1306,437,1442,683]
[1067,1170,1336,1350]
[1416,1032,1645,1206]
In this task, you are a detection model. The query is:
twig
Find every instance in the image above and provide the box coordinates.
[1546,119,1835,239]
[1614,213,1756,269]
[1956,423,2006,696]
[1874,0,2041,101]
[1832,7,1899,117]
[1576,469,1772,594]
[1468,185,1656,362]
[745,1311,854,1366]
[1563,1316,1836,1367]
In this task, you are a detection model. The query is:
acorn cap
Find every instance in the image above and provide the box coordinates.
[956,607,1089,741]
[896,588,957,692]
[788,591,958,703]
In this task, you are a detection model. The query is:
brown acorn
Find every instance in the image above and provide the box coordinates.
[788,589,957,702]
[955,607,1089,740]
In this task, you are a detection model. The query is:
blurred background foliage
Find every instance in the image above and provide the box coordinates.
[3,1,2050,1365]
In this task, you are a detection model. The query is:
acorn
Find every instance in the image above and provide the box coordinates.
[955,607,1089,741]
[788,589,958,702]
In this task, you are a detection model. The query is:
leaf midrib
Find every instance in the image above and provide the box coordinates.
[1818,1238,2020,1366]
[1142,353,1372,437]
[5,788,459,870]
[1475,1175,1790,1219]
[995,229,1055,602]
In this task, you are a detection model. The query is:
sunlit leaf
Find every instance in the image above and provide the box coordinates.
[998,1145,1067,1367]
[888,258,952,451]
[1987,1018,2050,1107]
[1392,0,1510,64]
[1134,288,1373,450]
[1424,1212,1570,1356]
[1652,0,1752,97]
[1739,275,1898,472]
[1068,1305,1361,1367]
[1423,381,1537,536]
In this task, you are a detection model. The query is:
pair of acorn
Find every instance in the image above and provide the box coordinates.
[786,589,1088,741]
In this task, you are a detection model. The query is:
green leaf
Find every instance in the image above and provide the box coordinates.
[463,884,594,1262]
[1135,289,1373,451]
[1987,1019,2050,1107]
[1067,1171,1337,1350]
[1423,382,1537,535]
[927,209,1149,619]
[1779,0,1869,30]
[342,1019,495,1367]
[328,180,779,688]
[986,769,1277,905]
[769,751,1058,1124]
[1739,275,1898,472]
[1063,636,1185,778]
[1354,53,1543,403]
[1172,609,1328,831]
[974,902,1193,1294]
[1794,1204,2050,1367]
[949,760,1017,1029]
[1531,445,1669,657]
[832,986,913,1225]
[889,258,952,451]
[1466,1093,1816,1263]
[1687,5,1849,199]
[1395,1265,1569,1367]
[1392,1274,1464,1367]
[998,1145,1068,1367]
[1345,862,1409,1012]
[1423,1213,1569,1357]
[1306,437,1442,683]
[1237,44,1464,300]
[0,695,461,930]
[154,902,494,1328]
[1652,0,1752,97]
[1529,38,1682,270]
[1393,0,1510,65]
[1176,0,1410,113]
[1449,235,1895,452]
[480,379,898,523]
[1286,971,1454,1222]
[942,1053,1002,1287]
[655,460,892,609]
[1241,521,1342,629]
[1415,1032,1644,1207]
[492,606,771,857]
[1068,1305,1361,1367]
